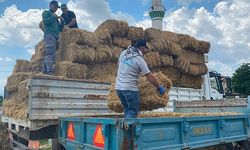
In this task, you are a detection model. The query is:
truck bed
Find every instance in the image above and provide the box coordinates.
[2,76,112,131]
[59,114,250,150]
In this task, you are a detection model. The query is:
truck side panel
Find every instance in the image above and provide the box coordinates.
[28,77,112,120]
[59,115,250,150]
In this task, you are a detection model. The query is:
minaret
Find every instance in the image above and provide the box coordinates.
[149,0,165,30]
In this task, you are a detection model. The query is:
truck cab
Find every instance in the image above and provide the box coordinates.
[204,70,237,100]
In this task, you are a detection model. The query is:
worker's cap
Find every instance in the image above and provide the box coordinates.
[50,1,60,8]
[61,4,68,9]
[134,39,148,49]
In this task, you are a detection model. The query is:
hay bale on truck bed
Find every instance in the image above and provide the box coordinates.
[180,50,205,64]
[180,74,203,89]
[149,39,182,56]
[177,34,210,54]
[18,80,29,101]
[54,61,88,79]
[30,56,43,73]
[127,26,144,40]
[108,72,172,112]
[6,72,31,93]
[152,67,181,86]
[94,19,129,37]
[13,59,31,73]
[3,98,28,120]
[110,46,123,62]
[95,45,112,63]
[64,43,96,64]
[87,62,117,83]
[112,37,131,49]
[188,63,208,76]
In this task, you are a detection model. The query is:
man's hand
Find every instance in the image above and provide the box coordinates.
[58,16,64,22]
[53,13,64,21]
[157,85,166,96]
[53,13,58,18]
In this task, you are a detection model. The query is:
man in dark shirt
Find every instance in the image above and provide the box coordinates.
[60,4,78,28]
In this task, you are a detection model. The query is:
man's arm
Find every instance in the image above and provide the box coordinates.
[138,58,166,95]
[67,18,76,27]
[66,11,77,27]
[145,72,160,88]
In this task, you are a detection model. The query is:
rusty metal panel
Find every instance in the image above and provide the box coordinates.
[28,76,112,120]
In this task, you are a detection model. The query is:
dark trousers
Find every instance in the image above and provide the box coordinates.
[116,90,140,118]
[42,34,56,75]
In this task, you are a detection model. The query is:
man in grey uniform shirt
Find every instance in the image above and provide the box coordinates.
[115,39,166,118]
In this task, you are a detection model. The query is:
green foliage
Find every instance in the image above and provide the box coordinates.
[232,64,250,96]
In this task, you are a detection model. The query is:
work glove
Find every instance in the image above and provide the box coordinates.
[157,85,166,96]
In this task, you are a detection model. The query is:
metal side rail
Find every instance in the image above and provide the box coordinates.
[174,96,250,113]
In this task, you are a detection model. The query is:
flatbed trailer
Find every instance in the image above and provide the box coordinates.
[59,97,250,150]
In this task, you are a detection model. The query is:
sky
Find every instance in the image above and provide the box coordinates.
[0,0,250,96]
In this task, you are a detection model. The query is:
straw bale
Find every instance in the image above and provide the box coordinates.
[39,21,44,32]
[3,99,28,120]
[60,29,97,48]
[54,61,88,79]
[112,37,131,49]
[144,52,161,69]
[33,40,45,58]
[188,63,208,76]
[64,43,95,64]
[94,29,112,45]
[161,31,179,43]
[6,73,31,93]
[178,34,210,54]
[7,91,18,99]
[127,26,144,40]
[87,62,117,83]
[110,46,123,62]
[149,39,182,56]
[160,55,174,67]
[18,80,29,100]
[108,72,172,112]
[63,25,70,32]
[108,83,123,112]
[30,56,43,73]
[144,28,162,41]
[152,67,181,86]
[95,45,112,63]
[174,56,190,73]
[13,59,31,73]
[94,19,129,37]
[180,74,203,89]
[180,50,205,64]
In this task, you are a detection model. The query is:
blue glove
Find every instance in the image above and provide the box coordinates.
[157,85,166,96]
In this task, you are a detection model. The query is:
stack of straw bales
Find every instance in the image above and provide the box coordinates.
[3,19,210,118]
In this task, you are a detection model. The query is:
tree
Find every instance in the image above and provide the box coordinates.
[232,64,250,96]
